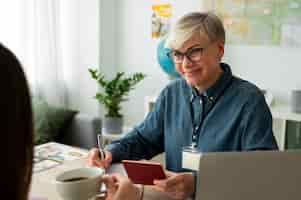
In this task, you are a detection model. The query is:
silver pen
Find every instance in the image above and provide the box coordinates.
[97,134,106,160]
[97,134,108,195]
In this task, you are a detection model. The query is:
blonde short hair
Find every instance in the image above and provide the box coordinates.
[165,11,225,49]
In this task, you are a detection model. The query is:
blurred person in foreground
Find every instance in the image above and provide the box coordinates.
[0,43,140,200]
[0,43,34,200]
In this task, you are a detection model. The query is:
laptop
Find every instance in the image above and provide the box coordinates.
[195,151,301,200]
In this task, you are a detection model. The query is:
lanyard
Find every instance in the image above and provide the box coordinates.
[189,94,207,148]
[189,79,232,148]
[188,72,233,149]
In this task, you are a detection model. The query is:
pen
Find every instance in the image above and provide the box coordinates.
[97,134,106,160]
[97,134,108,194]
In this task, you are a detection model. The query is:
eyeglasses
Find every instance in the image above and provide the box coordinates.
[167,43,212,64]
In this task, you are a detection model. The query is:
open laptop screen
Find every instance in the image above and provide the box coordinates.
[196,151,301,200]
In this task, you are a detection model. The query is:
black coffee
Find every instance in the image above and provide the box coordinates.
[62,177,89,182]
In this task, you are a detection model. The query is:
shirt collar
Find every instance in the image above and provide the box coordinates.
[190,62,233,103]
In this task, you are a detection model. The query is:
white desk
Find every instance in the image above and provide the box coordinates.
[30,146,173,200]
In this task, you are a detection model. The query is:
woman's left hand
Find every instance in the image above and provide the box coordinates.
[153,171,195,200]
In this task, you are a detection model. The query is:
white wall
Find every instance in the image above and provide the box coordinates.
[99,0,117,79]
[114,1,301,126]
[223,45,301,105]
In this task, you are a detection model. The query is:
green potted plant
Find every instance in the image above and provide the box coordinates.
[89,68,146,134]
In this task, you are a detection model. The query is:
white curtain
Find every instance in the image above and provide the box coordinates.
[28,0,67,107]
[0,0,68,107]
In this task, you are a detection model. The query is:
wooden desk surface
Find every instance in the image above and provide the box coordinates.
[30,157,174,200]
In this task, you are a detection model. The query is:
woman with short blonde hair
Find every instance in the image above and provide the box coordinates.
[88,11,278,200]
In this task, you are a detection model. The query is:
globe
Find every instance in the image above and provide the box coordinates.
[156,38,181,79]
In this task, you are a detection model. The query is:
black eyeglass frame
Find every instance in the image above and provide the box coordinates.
[167,42,213,64]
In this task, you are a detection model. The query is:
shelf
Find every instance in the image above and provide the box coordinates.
[270,104,301,122]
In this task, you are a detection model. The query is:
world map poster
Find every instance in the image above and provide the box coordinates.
[203,0,301,47]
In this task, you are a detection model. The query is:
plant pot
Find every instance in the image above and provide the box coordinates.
[102,117,123,134]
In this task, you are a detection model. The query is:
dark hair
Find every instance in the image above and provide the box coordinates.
[0,44,33,200]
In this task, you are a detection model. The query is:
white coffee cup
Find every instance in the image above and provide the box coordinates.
[55,167,105,200]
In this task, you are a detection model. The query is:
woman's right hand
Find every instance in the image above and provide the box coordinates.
[86,148,112,169]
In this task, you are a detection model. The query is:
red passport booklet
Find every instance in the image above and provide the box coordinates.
[122,160,166,185]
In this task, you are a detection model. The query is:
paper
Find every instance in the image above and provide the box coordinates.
[33,159,61,173]
[33,142,88,173]
[182,151,202,171]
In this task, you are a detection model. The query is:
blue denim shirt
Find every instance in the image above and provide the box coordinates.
[106,63,278,172]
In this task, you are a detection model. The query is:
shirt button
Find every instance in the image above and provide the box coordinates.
[209,97,214,101]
